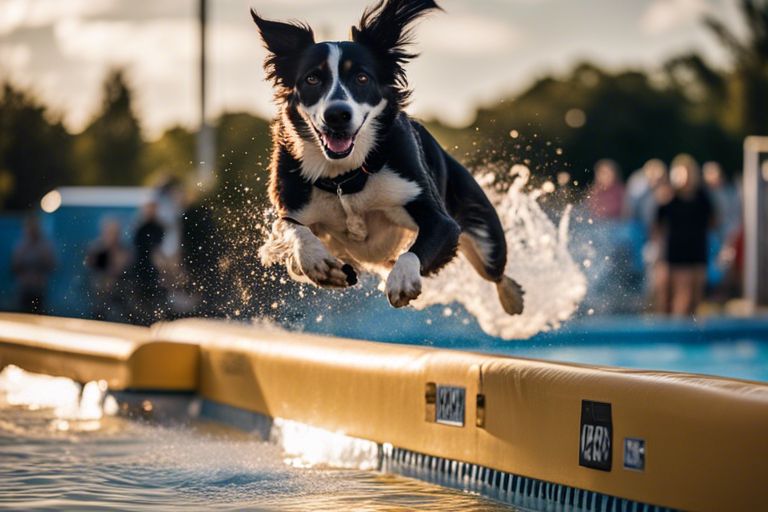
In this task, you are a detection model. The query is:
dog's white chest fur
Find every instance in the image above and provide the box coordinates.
[293,168,421,268]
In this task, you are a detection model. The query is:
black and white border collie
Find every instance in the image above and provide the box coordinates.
[253,0,524,315]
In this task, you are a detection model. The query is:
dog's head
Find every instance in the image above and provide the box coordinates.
[251,0,439,164]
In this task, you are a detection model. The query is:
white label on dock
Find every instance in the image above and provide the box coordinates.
[436,386,465,427]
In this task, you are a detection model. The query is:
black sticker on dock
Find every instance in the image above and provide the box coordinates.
[579,400,612,471]
[436,386,465,427]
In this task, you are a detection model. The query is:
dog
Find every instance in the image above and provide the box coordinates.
[252,0,524,315]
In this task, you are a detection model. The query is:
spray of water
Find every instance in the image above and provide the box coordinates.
[414,165,587,339]
[271,418,380,470]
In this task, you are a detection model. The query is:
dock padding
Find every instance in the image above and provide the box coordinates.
[154,319,768,512]
[0,313,198,390]
[2,314,767,511]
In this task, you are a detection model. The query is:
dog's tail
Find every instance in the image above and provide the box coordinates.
[496,276,524,316]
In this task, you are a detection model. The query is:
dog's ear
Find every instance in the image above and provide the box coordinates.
[251,9,315,87]
[351,0,440,88]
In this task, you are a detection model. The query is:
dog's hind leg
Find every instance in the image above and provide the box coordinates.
[444,156,524,315]
[460,231,524,315]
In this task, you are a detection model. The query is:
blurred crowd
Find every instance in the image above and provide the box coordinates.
[8,154,745,322]
[10,178,222,324]
[582,154,743,316]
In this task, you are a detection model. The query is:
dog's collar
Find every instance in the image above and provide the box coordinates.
[312,164,375,196]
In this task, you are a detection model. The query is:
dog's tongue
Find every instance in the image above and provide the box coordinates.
[325,134,353,154]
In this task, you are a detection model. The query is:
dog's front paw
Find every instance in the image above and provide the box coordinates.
[385,252,422,308]
[295,241,354,288]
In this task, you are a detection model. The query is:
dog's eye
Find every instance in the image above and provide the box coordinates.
[305,73,320,86]
[355,73,369,85]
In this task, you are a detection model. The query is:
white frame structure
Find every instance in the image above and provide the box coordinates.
[743,136,768,307]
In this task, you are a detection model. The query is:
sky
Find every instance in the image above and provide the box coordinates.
[0,0,747,138]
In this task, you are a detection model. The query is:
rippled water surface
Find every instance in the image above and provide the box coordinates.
[0,399,512,511]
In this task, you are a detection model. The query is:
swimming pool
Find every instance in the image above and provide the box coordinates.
[0,367,509,511]
[307,313,768,382]
[442,316,768,382]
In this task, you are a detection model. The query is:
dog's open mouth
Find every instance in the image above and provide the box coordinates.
[320,131,355,159]
[308,115,367,160]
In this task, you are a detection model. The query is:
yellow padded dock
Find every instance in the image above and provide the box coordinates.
[155,318,768,512]
[0,313,199,390]
[2,314,768,511]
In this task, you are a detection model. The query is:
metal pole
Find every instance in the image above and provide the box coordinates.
[197,0,215,186]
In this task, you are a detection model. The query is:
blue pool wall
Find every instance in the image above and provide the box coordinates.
[0,206,140,315]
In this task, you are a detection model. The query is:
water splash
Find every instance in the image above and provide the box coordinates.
[0,365,117,432]
[271,418,380,470]
[414,165,587,339]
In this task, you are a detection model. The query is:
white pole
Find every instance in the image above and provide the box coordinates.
[197,0,215,187]
[743,136,768,308]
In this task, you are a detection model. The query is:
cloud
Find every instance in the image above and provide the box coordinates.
[0,42,30,73]
[640,0,711,35]
[54,18,195,70]
[45,10,522,134]
[418,14,521,55]
[54,17,261,72]
[51,17,267,135]
[0,0,116,35]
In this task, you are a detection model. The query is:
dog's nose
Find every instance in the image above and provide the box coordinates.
[324,104,352,131]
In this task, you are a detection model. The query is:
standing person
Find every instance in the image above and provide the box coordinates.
[624,159,669,304]
[11,215,56,314]
[654,154,715,316]
[154,177,193,317]
[154,176,184,264]
[587,159,625,220]
[703,161,740,241]
[624,159,667,230]
[84,218,131,320]
[130,202,166,324]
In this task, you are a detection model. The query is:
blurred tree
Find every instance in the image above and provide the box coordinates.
[75,69,144,186]
[664,53,727,116]
[0,83,74,210]
[422,4,768,184]
[142,125,197,184]
[426,60,738,186]
[445,65,688,186]
[213,112,272,208]
[705,0,768,136]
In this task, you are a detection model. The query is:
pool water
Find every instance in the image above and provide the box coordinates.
[0,370,511,512]
[308,314,768,382]
[484,338,768,382]
[474,317,768,382]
